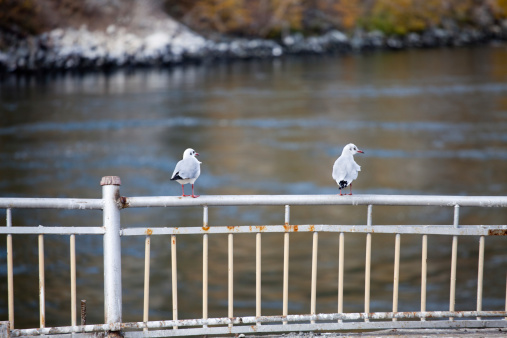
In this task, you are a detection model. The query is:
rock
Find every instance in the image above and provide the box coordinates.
[1,15,506,73]
[386,37,403,49]
[366,30,385,48]
[405,32,421,47]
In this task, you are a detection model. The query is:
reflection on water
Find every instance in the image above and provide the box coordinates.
[1,46,507,328]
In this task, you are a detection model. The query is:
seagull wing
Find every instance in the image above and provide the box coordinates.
[332,156,348,182]
[333,156,360,184]
[171,158,200,180]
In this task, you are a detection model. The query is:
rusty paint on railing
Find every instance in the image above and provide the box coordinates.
[283,224,298,232]
[489,229,507,236]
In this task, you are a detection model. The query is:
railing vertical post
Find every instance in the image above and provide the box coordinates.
[449,204,459,321]
[283,205,290,325]
[364,205,372,321]
[256,231,261,324]
[38,233,45,329]
[6,208,14,329]
[392,233,400,321]
[143,235,151,330]
[228,232,234,328]
[421,234,427,321]
[476,235,485,320]
[171,235,178,330]
[202,206,209,328]
[101,176,122,330]
[310,231,318,324]
[337,232,344,323]
[70,234,77,327]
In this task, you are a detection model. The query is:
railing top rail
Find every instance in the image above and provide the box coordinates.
[0,198,103,210]
[124,194,507,208]
[0,194,506,210]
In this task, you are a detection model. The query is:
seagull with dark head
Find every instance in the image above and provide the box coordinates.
[171,148,201,198]
[332,143,364,196]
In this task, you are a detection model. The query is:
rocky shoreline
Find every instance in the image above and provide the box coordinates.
[1,18,507,73]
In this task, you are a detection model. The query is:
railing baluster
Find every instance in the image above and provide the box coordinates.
[365,233,371,321]
[39,233,45,328]
[70,234,76,327]
[203,206,209,328]
[449,205,459,321]
[256,231,261,325]
[393,233,400,321]
[364,205,372,321]
[477,235,485,320]
[143,235,151,328]
[228,233,234,328]
[421,234,427,321]
[449,235,458,321]
[283,205,290,325]
[6,208,14,329]
[310,231,318,324]
[171,234,178,330]
[338,232,344,323]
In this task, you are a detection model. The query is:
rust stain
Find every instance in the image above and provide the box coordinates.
[119,196,129,208]
[256,225,266,232]
[146,228,153,236]
[172,238,176,244]
[283,224,299,232]
[249,226,252,232]
[309,225,315,232]
[227,226,235,231]
[489,229,507,236]
[202,225,210,231]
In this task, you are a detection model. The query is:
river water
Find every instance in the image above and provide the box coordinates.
[1,46,507,328]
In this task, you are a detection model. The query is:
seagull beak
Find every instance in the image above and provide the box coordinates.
[358,150,364,154]
[195,153,200,156]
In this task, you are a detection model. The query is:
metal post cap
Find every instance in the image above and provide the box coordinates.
[100,176,121,186]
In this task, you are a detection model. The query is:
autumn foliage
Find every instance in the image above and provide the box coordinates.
[1,0,507,44]
[166,0,507,38]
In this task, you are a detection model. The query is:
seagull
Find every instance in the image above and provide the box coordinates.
[171,148,201,198]
[332,143,364,196]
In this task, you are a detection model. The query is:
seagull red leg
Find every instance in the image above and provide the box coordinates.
[191,184,200,198]
[181,185,190,197]
[349,184,353,195]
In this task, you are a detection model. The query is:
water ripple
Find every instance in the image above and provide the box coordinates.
[1,117,506,135]
[320,82,507,98]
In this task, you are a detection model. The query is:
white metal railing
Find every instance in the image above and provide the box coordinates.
[1,176,507,337]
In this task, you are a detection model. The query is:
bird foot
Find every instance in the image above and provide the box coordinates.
[348,193,353,195]
[182,194,191,197]
[191,194,200,198]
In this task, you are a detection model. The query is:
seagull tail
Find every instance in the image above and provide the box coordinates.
[338,180,348,189]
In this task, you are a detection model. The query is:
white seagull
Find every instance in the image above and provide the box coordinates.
[332,143,364,196]
[171,148,201,198]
